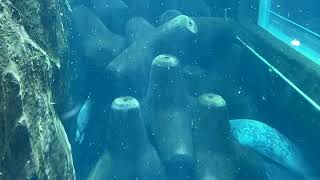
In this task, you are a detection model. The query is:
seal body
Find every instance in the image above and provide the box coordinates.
[75,99,92,144]
[230,119,313,179]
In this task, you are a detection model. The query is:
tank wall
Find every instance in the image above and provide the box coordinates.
[237,35,320,177]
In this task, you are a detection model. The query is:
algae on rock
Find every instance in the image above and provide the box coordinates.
[0,0,75,179]
[9,0,75,120]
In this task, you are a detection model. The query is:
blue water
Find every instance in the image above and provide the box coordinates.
[65,0,320,179]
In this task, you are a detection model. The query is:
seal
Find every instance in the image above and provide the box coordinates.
[75,98,92,144]
[230,119,315,180]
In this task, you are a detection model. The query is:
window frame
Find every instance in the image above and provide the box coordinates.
[258,0,320,65]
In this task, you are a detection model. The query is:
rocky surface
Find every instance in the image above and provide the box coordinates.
[0,0,75,179]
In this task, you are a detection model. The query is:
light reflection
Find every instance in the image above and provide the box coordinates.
[290,39,301,46]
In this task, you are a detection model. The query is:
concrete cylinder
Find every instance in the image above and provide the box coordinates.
[183,65,210,97]
[193,93,232,151]
[90,0,131,34]
[125,17,155,43]
[72,5,127,69]
[193,93,237,180]
[107,96,150,154]
[106,15,198,98]
[159,9,183,25]
[144,55,195,180]
[89,96,166,180]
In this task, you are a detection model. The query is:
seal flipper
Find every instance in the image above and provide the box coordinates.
[75,129,85,144]
[79,132,85,144]
[75,129,81,144]
[75,98,92,144]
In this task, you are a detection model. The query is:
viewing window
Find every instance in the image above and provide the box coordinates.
[258,0,320,65]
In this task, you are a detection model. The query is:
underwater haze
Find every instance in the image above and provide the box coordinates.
[1,0,319,179]
[68,0,320,180]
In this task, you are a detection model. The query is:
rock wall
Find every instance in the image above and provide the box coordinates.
[0,0,75,179]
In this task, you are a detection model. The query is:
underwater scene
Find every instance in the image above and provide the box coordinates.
[0,0,319,180]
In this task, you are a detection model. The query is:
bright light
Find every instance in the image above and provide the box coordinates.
[291,39,301,46]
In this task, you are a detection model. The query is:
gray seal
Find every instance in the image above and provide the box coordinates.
[75,98,92,144]
[230,119,315,180]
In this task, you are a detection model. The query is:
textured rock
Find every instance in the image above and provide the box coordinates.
[0,0,75,179]
[9,0,75,123]
[9,0,73,103]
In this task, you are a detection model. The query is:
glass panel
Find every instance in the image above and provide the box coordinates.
[271,0,320,34]
[258,0,320,65]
